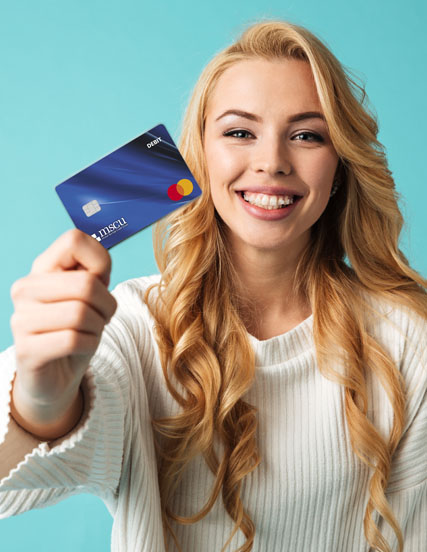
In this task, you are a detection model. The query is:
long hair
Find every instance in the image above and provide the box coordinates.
[143,19,427,552]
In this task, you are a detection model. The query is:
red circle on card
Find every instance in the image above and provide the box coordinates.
[167,184,183,201]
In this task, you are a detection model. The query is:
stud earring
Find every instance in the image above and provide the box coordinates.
[330,179,339,197]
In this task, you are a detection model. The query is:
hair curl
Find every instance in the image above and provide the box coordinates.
[143,19,427,552]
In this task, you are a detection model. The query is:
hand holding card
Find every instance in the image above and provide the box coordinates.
[9,228,117,441]
[55,123,202,249]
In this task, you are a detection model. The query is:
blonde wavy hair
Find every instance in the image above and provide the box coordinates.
[143,19,427,552]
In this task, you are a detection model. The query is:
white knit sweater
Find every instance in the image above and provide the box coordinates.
[0,274,425,552]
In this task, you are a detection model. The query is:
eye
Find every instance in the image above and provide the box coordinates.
[223,129,254,139]
[223,129,325,143]
[292,132,324,143]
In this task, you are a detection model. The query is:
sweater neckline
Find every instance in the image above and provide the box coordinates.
[245,313,314,367]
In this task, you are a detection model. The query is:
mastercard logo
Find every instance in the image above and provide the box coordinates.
[167,178,194,201]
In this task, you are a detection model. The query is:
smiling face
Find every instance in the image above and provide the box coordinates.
[203,57,340,256]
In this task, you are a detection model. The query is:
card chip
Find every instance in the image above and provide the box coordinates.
[82,199,101,217]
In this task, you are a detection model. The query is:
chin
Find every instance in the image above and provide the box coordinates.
[240,236,289,251]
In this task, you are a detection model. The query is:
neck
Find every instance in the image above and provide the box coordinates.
[226,232,312,339]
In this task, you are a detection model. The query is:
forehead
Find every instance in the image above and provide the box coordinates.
[206,58,322,117]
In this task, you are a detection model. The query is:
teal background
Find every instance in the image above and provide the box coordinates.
[1,0,426,550]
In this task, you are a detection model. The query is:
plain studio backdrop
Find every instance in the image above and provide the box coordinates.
[1,1,426,550]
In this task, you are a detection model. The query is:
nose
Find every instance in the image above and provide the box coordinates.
[251,134,292,176]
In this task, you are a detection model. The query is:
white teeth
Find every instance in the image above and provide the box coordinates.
[242,191,295,209]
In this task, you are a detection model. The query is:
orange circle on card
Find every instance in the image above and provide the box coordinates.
[176,179,193,196]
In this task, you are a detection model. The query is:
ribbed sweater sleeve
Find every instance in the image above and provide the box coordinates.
[0,279,141,518]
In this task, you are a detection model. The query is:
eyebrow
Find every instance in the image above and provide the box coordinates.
[214,109,326,123]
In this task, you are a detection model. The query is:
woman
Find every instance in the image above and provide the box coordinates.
[0,19,425,552]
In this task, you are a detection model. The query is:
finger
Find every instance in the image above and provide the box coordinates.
[11,271,117,322]
[11,301,106,337]
[16,330,101,368]
[30,229,112,287]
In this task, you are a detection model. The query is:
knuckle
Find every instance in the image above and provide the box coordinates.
[64,228,85,250]
[10,311,21,332]
[10,277,26,301]
[30,254,44,274]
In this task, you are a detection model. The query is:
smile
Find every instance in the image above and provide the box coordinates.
[235,191,303,221]
[241,191,296,209]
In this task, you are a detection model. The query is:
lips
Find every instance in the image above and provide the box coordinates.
[235,189,303,221]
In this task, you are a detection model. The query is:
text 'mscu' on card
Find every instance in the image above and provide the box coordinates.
[55,123,203,249]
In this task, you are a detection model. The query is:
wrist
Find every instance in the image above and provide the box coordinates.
[10,380,84,441]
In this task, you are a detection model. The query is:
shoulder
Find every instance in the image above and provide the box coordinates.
[360,290,426,354]
[361,292,426,391]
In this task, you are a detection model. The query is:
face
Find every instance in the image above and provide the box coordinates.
[203,58,340,256]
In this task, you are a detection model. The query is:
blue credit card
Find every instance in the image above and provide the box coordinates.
[55,123,202,249]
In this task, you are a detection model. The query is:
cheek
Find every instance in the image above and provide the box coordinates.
[303,153,338,192]
[205,137,244,179]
